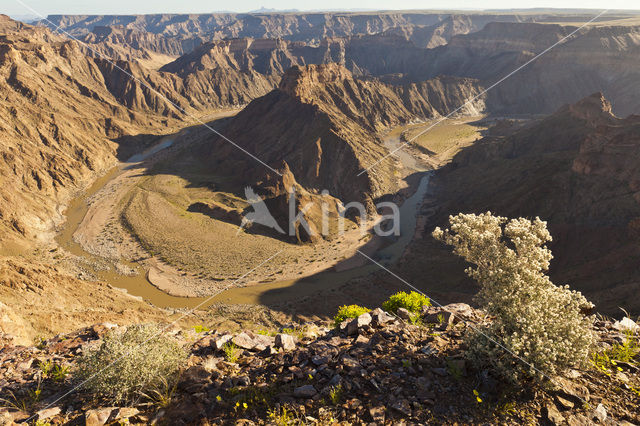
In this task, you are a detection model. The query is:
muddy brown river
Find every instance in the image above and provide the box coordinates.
[55,127,432,309]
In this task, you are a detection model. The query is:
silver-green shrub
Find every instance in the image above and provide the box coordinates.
[433,212,595,381]
[76,323,187,403]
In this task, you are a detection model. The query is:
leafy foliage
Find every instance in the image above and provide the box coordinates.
[193,325,210,333]
[329,384,343,405]
[223,342,240,363]
[382,291,431,315]
[591,330,639,375]
[333,305,370,328]
[76,324,187,403]
[434,212,595,381]
[39,360,70,382]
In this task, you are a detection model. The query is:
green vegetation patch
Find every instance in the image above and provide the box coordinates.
[382,291,431,315]
[333,305,370,328]
[591,330,639,375]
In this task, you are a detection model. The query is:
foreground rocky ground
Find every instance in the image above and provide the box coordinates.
[1,303,638,425]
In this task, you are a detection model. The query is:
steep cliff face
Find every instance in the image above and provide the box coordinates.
[83,25,205,58]
[161,38,303,76]
[204,65,392,212]
[0,16,185,247]
[42,11,627,42]
[44,15,640,118]
[4,15,491,247]
[0,15,185,336]
[40,12,467,39]
[158,34,426,91]
[384,14,524,48]
[205,64,484,214]
[414,22,640,115]
[410,93,640,315]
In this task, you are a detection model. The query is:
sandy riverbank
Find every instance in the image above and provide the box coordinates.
[54,116,484,308]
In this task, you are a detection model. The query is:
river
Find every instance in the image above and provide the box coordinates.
[55,125,432,309]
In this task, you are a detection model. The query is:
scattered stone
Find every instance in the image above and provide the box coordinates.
[232,332,258,350]
[328,374,342,387]
[396,308,413,321]
[423,308,454,330]
[593,403,607,423]
[420,344,438,355]
[340,355,361,369]
[259,345,279,357]
[85,408,114,426]
[554,395,575,410]
[312,355,330,366]
[114,407,139,421]
[543,402,564,425]
[251,334,275,351]
[192,335,215,350]
[202,355,222,372]
[442,303,474,321]
[567,413,591,426]
[612,317,639,332]
[17,359,33,370]
[615,371,630,383]
[36,407,61,422]
[235,376,251,386]
[347,313,371,335]
[368,406,385,422]
[2,299,637,425]
[339,319,351,333]
[212,334,233,351]
[391,399,412,417]
[353,335,369,345]
[275,334,296,351]
[181,365,211,386]
[294,385,317,398]
[553,377,590,403]
[370,308,393,325]
[0,409,28,423]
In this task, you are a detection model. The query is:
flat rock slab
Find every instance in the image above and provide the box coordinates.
[293,384,317,398]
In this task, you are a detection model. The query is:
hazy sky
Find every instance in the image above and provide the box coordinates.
[5,0,637,19]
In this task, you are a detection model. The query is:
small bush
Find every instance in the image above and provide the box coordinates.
[267,405,299,425]
[433,212,595,381]
[223,342,240,363]
[382,291,431,315]
[328,384,343,405]
[591,330,639,375]
[333,305,370,328]
[193,325,210,333]
[76,324,187,403]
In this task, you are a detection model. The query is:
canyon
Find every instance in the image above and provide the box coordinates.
[1,8,640,425]
[1,9,640,341]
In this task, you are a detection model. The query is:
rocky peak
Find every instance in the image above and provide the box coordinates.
[566,92,614,122]
[0,15,54,40]
[278,63,353,102]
